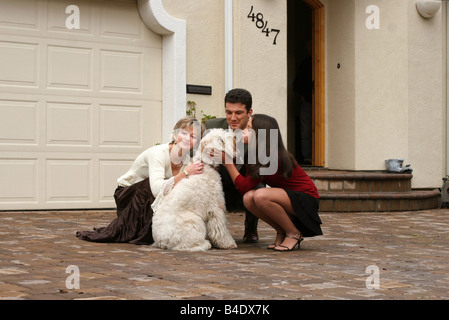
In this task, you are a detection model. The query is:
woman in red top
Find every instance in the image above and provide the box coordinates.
[221,114,322,251]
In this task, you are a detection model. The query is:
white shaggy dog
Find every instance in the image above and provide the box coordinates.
[152,129,238,252]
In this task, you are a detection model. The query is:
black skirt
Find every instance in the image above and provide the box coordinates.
[76,178,155,245]
[284,189,323,237]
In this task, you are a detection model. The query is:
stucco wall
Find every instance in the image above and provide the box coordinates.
[163,0,288,139]
[234,0,288,140]
[354,0,409,170]
[162,0,445,189]
[325,0,356,170]
[162,0,225,120]
[326,0,446,188]
[407,1,445,189]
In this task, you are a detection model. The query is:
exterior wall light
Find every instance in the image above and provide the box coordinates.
[416,0,441,18]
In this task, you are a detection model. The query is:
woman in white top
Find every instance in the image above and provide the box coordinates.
[76,116,205,244]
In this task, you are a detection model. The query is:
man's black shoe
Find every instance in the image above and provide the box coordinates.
[243,231,259,243]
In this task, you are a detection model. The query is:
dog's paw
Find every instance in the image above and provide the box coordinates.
[225,243,237,250]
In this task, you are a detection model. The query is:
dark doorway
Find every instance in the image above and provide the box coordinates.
[287,0,313,166]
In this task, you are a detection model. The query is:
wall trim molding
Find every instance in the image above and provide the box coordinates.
[137,0,186,142]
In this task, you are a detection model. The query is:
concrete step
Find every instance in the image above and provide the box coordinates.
[307,170,413,193]
[318,189,440,212]
[305,169,440,212]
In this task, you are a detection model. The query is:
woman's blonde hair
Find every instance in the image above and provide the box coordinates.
[170,116,205,143]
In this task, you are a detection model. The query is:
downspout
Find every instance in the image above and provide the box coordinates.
[225,0,233,93]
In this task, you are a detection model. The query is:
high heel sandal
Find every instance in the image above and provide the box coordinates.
[267,233,285,250]
[274,234,303,252]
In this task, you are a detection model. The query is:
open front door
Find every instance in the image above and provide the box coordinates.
[288,0,325,167]
[303,0,325,167]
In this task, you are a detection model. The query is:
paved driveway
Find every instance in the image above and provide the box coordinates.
[0,209,448,301]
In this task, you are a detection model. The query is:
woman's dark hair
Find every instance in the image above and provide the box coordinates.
[247,114,298,179]
[224,88,252,112]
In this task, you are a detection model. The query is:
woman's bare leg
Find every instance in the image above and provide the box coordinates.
[243,190,283,232]
[243,188,302,250]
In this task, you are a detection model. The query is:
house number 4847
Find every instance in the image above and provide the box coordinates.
[247,6,280,45]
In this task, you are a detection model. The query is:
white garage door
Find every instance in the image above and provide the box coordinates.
[0,0,162,210]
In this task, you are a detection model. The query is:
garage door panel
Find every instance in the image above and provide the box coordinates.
[0,0,40,31]
[46,0,159,47]
[0,152,142,209]
[100,0,143,41]
[100,50,142,93]
[47,45,93,90]
[0,97,161,154]
[0,40,39,87]
[46,102,92,146]
[145,47,162,100]
[0,158,38,203]
[0,0,162,210]
[0,99,38,145]
[99,159,134,202]
[0,0,161,48]
[48,0,93,35]
[99,104,142,147]
[0,35,161,101]
[0,98,161,154]
[46,158,92,202]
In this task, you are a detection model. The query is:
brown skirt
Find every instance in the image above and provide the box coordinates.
[76,178,155,245]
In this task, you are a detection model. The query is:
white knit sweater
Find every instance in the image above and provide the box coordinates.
[116,143,188,198]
